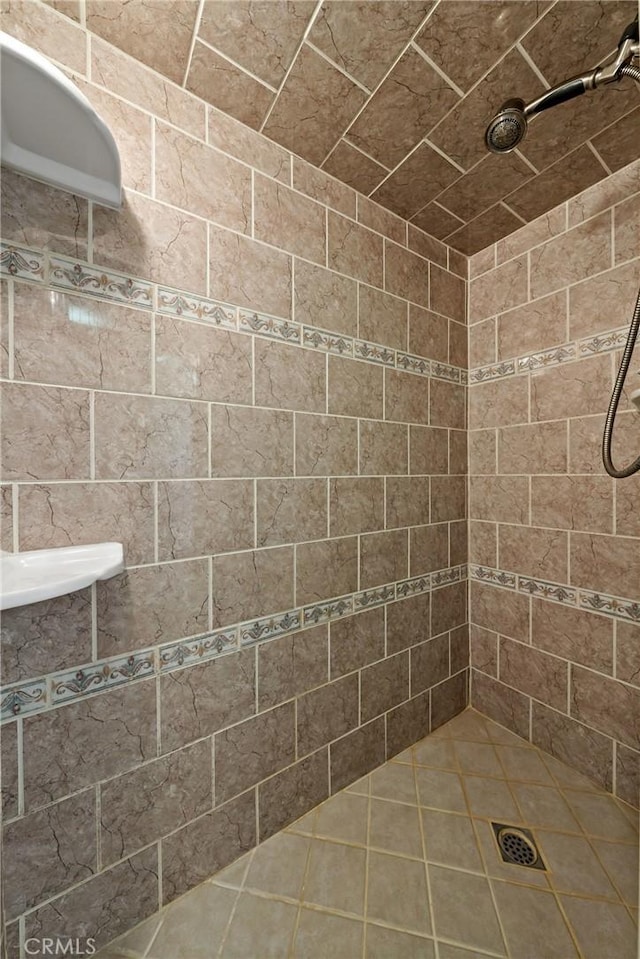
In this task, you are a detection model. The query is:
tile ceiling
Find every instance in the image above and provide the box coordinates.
[83,0,640,254]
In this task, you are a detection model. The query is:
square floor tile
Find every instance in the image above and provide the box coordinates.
[293,908,363,959]
[443,710,492,742]
[455,741,505,778]
[148,884,238,958]
[222,892,298,958]
[496,745,554,784]
[511,783,580,832]
[429,864,506,955]
[209,851,252,889]
[367,850,431,934]
[314,791,369,845]
[464,776,520,821]
[369,763,418,804]
[537,830,619,899]
[422,808,484,873]
[416,768,468,813]
[562,790,639,843]
[303,839,367,915]
[591,839,639,906]
[491,880,578,958]
[369,798,424,858]
[245,832,310,900]
[560,896,637,959]
[365,923,435,958]
[412,737,457,770]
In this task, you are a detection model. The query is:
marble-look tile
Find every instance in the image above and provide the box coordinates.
[591,106,640,173]
[215,701,295,803]
[211,405,293,478]
[155,122,251,232]
[497,291,567,361]
[86,0,196,83]
[1,721,19,821]
[412,201,464,242]
[322,139,388,195]
[385,241,430,308]
[359,196,407,246]
[359,285,407,352]
[571,665,640,751]
[409,524,448,577]
[409,425,447,474]
[94,393,208,479]
[155,317,252,404]
[294,260,357,337]
[500,637,568,711]
[93,190,207,295]
[447,203,524,257]
[531,475,613,534]
[361,652,410,722]
[1,588,92,685]
[293,157,357,218]
[1,383,90,481]
[569,259,640,338]
[212,547,294,628]
[328,212,384,288]
[328,354,383,419]
[13,285,151,392]
[160,648,254,753]
[373,142,460,221]
[498,421,567,474]
[471,581,529,643]
[349,47,459,169]
[615,743,640,808]
[330,717,386,792]
[257,478,327,547]
[157,480,254,559]
[254,175,326,265]
[161,791,256,903]
[506,144,604,222]
[500,524,568,584]
[296,413,358,476]
[4,0,86,72]
[264,44,367,166]
[4,789,96,920]
[469,376,528,430]
[432,379,466,431]
[258,624,328,710]
[386,475,430,529]
[100,739,212,865]
[432,581,467,636]
[385,369,430,426]
[186,39,274,130]
[614,192,640,265]
[24,847,158,955]
[429,266,465,324]
[616,621,640,689]
[530,211,612,299]
[297,674,359,755]
[258,748,329,840]
[23,680,157,811]
[532,596,613,673]
[330,606,385,678]
[469,253,528,322]
[386,692,431,758]
[360,529,408,589]
[255,338,326,413]
[409,305,448,363]
[330,477,384,537]
[359,420,408,476]
[209,224,292,318]
[208,104,289,183]
[296,538,358,607]
[1,169,87,260]
[439,152,533,223]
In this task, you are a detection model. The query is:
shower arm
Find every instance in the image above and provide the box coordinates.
[523,27,639,123]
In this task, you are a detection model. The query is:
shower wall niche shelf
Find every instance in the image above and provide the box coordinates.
[0,31,122,208]
[0,543,124,610]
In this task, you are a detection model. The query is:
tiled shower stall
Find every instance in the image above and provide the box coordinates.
[0,1,638,956]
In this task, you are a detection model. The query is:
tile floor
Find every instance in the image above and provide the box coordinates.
[100,708,639,959]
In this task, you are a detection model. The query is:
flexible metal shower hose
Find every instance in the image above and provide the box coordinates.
[601,62,640,478]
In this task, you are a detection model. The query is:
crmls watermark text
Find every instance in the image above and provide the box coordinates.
[24,939,97,956]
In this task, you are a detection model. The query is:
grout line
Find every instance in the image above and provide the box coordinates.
[409,40,465,98]
[182,0,205,87]
[516,41,551,89]
[305,39,371,95]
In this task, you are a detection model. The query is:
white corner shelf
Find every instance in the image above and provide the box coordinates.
[1,543,124,611]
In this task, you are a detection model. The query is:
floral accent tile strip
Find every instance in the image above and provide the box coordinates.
[49,255,154,308]
[240,609,302,646]
[396,575,431,598]
[431,361,462,384]
[354,340,396,366]
[303,326,354,356]
[354,584,396,610]
[579,328,628,356]
[469,360,516,383]
[469,565,517,589]
[432,565,465,587]
[51,651,156,705]
[518,577,577,605]
[1,679,47,721]
[517,344,575,373]
[460,370,469,385]
[158,288,237,329]
[159,629,239,671]
[303,595,354,626]
[578,589,640,623]
[0,243,46,281]
[239,309,301,344]
[396,353,430,377]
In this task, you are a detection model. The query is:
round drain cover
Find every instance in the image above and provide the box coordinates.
[497,827,538,866]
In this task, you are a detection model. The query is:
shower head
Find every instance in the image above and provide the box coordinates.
[485,98,527,154]
[485,15,639,156]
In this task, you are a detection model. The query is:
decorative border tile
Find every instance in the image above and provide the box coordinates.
[579,328,628,356]
[158,288,236,329]
[517,344,575,373]
[517,577,577,605]
[397,353,430,377]
[303,326,353,356]
[469,565,517,589]
[578,589,640,623]
[159,629,238,671]
[432,565,464,587]
[354,584,396,610]
[1,679,47,720]
[49,255,153,308]
[239,309,300,344]
[396,575,431,598]
[240,610,301,646]
[51,651,156,704]
[303,595,354,626]
[470,361,516,383]
[354,340,395,366]
[0,243,45,281]
[431,361,461,384]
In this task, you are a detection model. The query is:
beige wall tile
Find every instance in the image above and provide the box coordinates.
[531,475,613,534]
[469,476,529,524]
[570,531,640,599]
[470,582,529,643]
[470,624,498,677]
[500,637,567,711]
[384,240,431,309]
[532,599,613,674]
[469,255,527,322]
[215,702,296,804]
[208,105,290,183]
[614,193,640,264]
[432,580,467,636]
[328,213,383,287]
[296,538,358,606]
[469,521,497,567]
[469,430,497,475]
[408,225,448,267]
[258,624,329,710]
[410,426,448,476]
[616,622,640,689]
[328,355,383,420]
[430,475,465,523]
[296,413,358,476]
[386,476,430,529]
[257,478,327,547]
[569,258,640,337]
[330,606,385,679]
[571,666,640,752]
[531,701,612,795]
[385,370,430,426]
[359,196,407,245]
[410,523,449,576]
[359,420,408,476]
[497,292,567,360]
[2,169,88,259]
[496,207,566,265]
[499,422,568,475]
[469,378,528,430]
[155,317,252,404]
[529,212,612,299]
[1,383,90,481]
[158,480,255,559]
[531,354,611,422]
[469,318,496,368]
[387,593,431,655]
[294,260,357,337]
[430,380,466,431]
[359,285,407,352]
[293,158,356,218]
[211,406,293,478]
[360,529,408,589]
[255,340,326,413]
[430,266,465,324]
[259,750,329,840]
[212,547,294,627]
[297,675,359,755]
[186,40,273,130]
[209,225,292,318]
[361,652,410,722]
[155,123,251,232]
[3,0,86,72]
[254,175,326,265]
[323,139,388,196]
[94,393,208,479]
[409,305,448,363]
[499,524,568,582]
[330,478,384,537]
[449,321,468,369]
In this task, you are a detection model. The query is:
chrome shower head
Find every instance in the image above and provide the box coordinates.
[485,98,527,154]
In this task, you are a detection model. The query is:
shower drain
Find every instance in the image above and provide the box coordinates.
[491,823,545,870]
